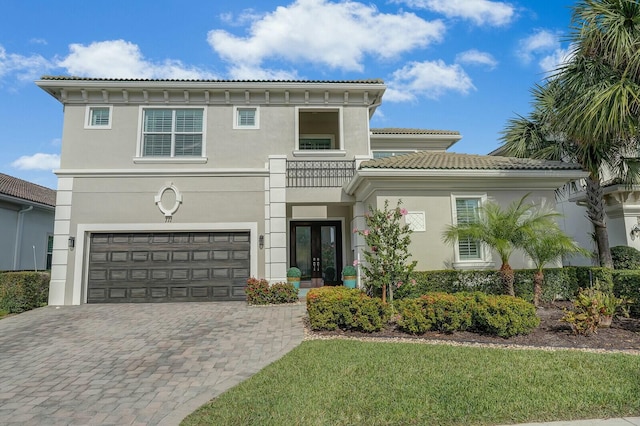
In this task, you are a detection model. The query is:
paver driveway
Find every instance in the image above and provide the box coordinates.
[0,302,306,425]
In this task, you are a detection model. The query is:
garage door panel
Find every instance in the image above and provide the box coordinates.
[87,231,250,303]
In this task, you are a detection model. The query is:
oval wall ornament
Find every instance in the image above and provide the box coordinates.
[155,182,183,222]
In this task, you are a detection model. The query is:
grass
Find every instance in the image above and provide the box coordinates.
[0,309,8,319]
[182,339,640,426]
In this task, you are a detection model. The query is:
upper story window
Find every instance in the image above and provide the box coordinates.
[142,108,204,157]
[85,106,112,129]
[233,106,259,129]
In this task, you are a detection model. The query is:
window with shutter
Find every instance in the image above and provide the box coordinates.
[142,108,203,157]
[455,198,481,260]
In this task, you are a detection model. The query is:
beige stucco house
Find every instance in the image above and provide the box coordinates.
[37,77,585,305]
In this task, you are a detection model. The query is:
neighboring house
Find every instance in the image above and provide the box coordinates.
[0,173,56,271]
[36,77,586,305]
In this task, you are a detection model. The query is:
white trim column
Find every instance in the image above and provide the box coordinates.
[267,155,288,282]
[49,177,73,306]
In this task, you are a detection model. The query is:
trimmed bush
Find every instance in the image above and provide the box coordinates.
[245,278,298,305]
[269,282,299,304]
[571,266,613,293]
[396,292,473,334]
[395,291,539,338]
[306,286,390,332]
[0,272,50,313]
[470,293,540,338]
[611,246,640,270]
[613,270,640,317]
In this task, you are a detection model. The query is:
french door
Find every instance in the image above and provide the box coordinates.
[290,221,342,286]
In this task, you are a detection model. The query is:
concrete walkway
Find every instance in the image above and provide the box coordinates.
[0,302,306,425]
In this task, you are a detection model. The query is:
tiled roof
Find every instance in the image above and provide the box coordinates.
[371,128,460,135]
[361,151,584,171]
[0,174,56,207]
[39,76,385,84]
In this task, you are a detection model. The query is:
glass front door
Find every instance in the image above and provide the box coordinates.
[290,221,342,287]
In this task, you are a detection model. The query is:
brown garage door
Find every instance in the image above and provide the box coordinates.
[87,232,250,303]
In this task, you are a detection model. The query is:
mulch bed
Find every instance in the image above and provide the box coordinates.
[305,301,640,354]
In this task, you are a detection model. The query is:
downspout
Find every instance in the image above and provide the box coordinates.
[13,205,33,270]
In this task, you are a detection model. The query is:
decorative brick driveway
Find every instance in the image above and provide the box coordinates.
[0,302,306,425]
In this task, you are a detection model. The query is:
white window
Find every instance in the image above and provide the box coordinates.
[233,106,259,129]
[455,198,481,260]
[85,106,112,129]
[405,211,426,232]
[142,108,204,157]
[299,134,334,150]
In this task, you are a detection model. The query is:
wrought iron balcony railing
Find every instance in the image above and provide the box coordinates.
[286,160,356,187]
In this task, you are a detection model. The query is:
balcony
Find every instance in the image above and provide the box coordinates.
[286,160,356,187]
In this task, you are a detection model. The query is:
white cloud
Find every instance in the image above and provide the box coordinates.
[384,60,475,102]
[395,0,515,26]
[57,40,219,79]
[208,0,445,74]
[517,29,560,64]
[516,29,572,73]
[0,45,52,83]
[12,153,60,171]
[455,49,497,70]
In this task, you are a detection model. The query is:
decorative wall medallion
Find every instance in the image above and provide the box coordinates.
[155,182,182,222]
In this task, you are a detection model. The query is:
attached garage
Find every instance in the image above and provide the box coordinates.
[87,231,250,303]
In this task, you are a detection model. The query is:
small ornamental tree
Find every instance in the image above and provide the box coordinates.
[355,200,417,304]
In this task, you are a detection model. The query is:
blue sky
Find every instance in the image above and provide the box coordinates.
[0,0,576,189]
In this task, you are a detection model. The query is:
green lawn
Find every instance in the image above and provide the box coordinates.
[182,340,640,426]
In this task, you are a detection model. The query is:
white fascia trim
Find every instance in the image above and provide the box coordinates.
[73,222,259,305]
[344,169,588,195]
[54,168,269,178]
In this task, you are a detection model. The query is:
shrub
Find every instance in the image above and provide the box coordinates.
[611,245,640,270]
[287,267,301,278]
[306,286,390,332]
[396,292,473,334]
[613,270,640,317]
[245,278,271,305]
[395,292,538,338]
[562,287,625,335]
[0,272,50,313]
[470,293,540,338]
[269,282,299,304]
[245,278,299,305]
[342,265,357,277]
[571,266,613,293]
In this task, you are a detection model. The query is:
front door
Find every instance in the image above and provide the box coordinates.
[290,221,342,287]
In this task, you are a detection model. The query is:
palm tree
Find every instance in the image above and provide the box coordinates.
[443,194,559,296]
[501,0,640,269]
[522,224,591,306]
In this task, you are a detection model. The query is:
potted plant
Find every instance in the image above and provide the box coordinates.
[287,267,301,289]
[342,265,357,289]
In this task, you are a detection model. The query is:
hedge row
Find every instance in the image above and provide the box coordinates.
[396,292,540,338]
[612,270,640,317]
[399,266,614,303]
[0,272,50,313]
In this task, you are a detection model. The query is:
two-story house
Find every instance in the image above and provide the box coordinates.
[37,77,585,305]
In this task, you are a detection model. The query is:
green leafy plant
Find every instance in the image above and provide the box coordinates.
[286,267,301,278]
[342,265,357,277]
[306,286,390,332]
[611,246,640,270]
[355,199,417,304]
[245,278,298,305]
[562,287,626,335]
[442,194,559,297]
[0,272,50,313]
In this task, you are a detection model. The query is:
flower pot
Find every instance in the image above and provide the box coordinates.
[599,315,613,328]
[343,276,357,289]
[287,277,300,289]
